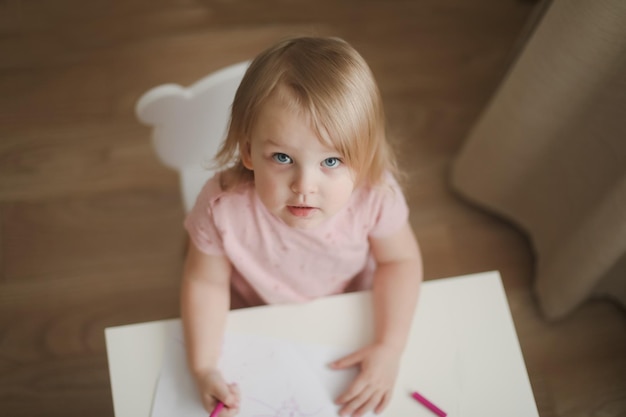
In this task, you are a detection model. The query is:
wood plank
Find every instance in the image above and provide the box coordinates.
[0,122,178,201]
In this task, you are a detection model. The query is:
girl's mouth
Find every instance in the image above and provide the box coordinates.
[287,205,317,217]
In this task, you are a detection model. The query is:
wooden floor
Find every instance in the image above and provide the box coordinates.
[1,1,625,416]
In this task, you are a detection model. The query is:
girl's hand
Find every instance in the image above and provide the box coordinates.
[194,369,240,416]
[330,343,401,417]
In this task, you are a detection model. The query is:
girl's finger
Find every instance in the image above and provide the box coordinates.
[227,383,240,408]
[200,393,219,414]
[331,349,366,369]
[340,386,376,416]
[374,392,391,414]
[222,402,240,417]
[354,390,384,417]
[335,376,368,404]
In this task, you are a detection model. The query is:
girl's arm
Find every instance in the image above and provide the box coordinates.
[333,222,423,417]
[180,239,239,415]
[370,221,423,353]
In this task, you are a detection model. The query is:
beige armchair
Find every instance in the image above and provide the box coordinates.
[451,0,626,320]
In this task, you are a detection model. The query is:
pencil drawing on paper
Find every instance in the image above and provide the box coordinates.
[249,395,323,417]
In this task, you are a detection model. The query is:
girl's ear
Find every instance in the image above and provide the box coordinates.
[240,141,254,170]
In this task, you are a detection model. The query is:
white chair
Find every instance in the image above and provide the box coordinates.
[135,61,250,213]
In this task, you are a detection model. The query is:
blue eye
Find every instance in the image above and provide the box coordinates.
[322,157,342,168]
[272,153,292,164]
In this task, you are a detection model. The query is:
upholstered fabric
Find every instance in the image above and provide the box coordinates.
[451,0,626,319]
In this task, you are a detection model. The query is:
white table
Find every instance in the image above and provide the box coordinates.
[105,271,538,417]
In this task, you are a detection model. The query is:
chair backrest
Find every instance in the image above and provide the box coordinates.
[135,61,250,212]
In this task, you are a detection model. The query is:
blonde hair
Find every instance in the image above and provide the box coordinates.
[214,36,399,189]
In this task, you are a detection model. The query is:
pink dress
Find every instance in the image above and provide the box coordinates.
[184,173,409,307]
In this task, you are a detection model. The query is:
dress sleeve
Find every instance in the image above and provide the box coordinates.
[369,174,410,238]
[183,176,226,255]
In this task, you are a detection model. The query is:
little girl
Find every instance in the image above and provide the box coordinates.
[181,36,423,417]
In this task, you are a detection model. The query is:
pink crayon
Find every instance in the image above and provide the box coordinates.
[209,401,225,417]
[411,391,447,417]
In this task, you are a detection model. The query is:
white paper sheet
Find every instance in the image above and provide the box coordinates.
[151,324,375,417]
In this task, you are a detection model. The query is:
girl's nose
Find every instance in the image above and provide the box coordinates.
[291,168,318,195]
